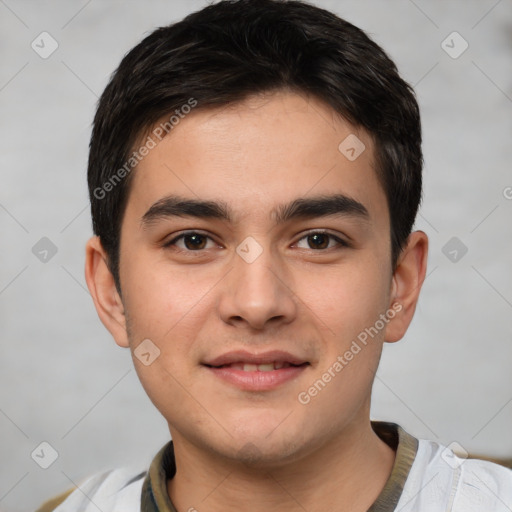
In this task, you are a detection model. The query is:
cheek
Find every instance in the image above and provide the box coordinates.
[294,263,389,418]
[121,256,215,340]
[298,256,390,343]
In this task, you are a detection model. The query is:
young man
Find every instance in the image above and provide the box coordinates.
[37,0,512,510]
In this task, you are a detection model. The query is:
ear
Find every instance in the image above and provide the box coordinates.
[384,230,428,343]
[84,236,129,348]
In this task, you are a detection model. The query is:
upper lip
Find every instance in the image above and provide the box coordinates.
[203,350,309,367]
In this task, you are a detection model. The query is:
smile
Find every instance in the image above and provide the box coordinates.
[214,361,299,371]
[204,361,309,391]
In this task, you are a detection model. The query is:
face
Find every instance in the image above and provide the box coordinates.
[101,91,403,465]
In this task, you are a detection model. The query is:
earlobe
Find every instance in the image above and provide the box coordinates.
[385,230,428,343]
[84,236,130,348]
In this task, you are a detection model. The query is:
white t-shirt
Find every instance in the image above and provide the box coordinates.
[39,421,512,512]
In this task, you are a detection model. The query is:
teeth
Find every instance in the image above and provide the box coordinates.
[237,362,293,371]
[217,362,298,371]
[257,363,275,372]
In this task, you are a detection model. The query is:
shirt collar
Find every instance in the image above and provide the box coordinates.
[141,420,419,512]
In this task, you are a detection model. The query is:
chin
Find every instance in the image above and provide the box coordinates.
[227,406,298,439]
[223,435,305,469]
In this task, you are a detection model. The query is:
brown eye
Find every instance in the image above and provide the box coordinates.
[295,231,348,250]
[164,232,213,251]
[307,233,329,249]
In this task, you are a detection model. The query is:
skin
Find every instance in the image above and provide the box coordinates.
[85,90,428,511]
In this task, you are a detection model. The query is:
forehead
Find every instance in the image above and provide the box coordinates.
[125,90,388,229]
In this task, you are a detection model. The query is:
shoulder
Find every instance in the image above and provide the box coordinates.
[454,456,512,511]
[35,465,147,512]
[398,437,512,511]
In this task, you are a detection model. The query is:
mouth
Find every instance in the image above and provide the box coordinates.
[205,361,307,371]
[202,350,310,391]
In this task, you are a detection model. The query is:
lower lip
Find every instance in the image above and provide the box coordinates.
[205,365,308,391]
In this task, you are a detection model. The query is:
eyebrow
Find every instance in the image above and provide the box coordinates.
[140,193,370,228]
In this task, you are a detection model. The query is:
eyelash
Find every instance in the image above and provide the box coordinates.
[162,230,349,252]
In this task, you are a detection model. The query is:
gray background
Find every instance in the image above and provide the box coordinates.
[1,0,511,510]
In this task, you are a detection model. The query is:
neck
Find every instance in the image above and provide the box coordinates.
[167,420,396,512]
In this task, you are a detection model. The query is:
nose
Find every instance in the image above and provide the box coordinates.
[217,239,297,331]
